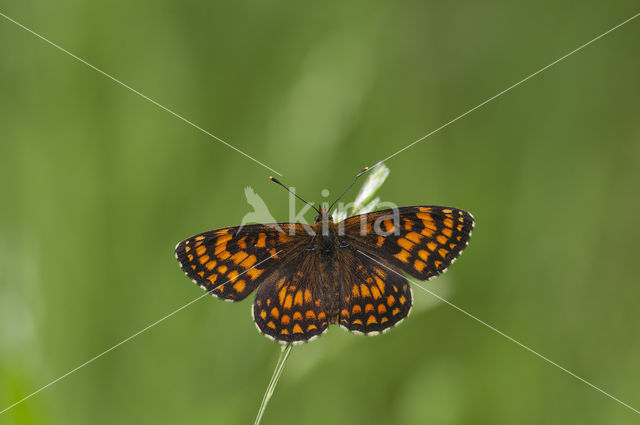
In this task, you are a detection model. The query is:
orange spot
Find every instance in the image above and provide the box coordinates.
[387,295,396,307]
[278,232,289,243]
[365,304,374,313]
[227,270,239,282]
[233,280,246,293]
[198,254,209,265]
[259,310,267,319]
[185,246,191,252]
[278,286,287,305]
[266,298,271,306]
[394,249,411,263]
[414,260,426,272]
[293,311,302,321]
[306,324,317,331]
[423,221,437,231]
[366,315,377,325]
[370,285,381,299]
[304,289,312,303]
[305,310,316,319]
[242,254,256,268]
[438,248,449,259]
[217,265,228,274]
[269,248,278,258]
[230,251,248,265]
[293,324,303,334]
[450,243,456,249]
[207,274,217,284]
[399,296,406,305]
[360,284,372,298]
[256,233,266,248]
[418,207,432,213]
[352,305,362,314]
[267,321,276,329]
[352,285,360,297]
[405,232,422,244]
[442,208,452,214]
[238,237,247,249]
[195,236,205,241]
[217,251,231,260]
[247,267,263,280]
[198,271,204,277]
[214,244,227,255]
[374,276,386,294]
[397,238,414,251]
[436,235,448,245]
[456,235,462,241]
[416,212,432,221]
[341,309,349,318]
[280,329,289,335]
[443,218,454,228]
[403,219,414,230]
[317,312,326,321]
[284,294,293,310]
[418,249,429,261]
[457,224,464,231]
[352,319,363,325]
[281,315,290,325]
[376,235,385,247]
[187,254,194,261]
[205,260,217,270]
[216,234,232,245]
[191,265,196,270]
[442,228,453,237]
[381,317,389,323]
[434,260,442,269]
[427,242,437,251]
[421,228,434,237]
[271,307,280,319]
[384,220,396,233]
[392,308,400,316]
[378,304,387,314]
[294,290,303,306]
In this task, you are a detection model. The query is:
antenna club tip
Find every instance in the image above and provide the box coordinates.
[269,176,274,180]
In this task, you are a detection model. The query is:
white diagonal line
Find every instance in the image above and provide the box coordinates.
[375,11,640,166]
[0,251,281,416]
[357,250,640,415]
[0,11,283,176]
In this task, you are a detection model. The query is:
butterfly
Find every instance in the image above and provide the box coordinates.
[174,169,474,344]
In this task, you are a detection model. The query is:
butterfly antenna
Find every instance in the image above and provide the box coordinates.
[328,166,370,213]
[269,176,321,214]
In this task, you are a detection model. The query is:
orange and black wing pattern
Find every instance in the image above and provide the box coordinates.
[342,206,474,281]
[174,223,307,301]
[252,259,330,344]
[337,250,412,335]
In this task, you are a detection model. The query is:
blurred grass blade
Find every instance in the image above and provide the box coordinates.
[254,344,293,425]
[352,162,389,215]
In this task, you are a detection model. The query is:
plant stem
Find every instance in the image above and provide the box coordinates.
[253,344,293,425]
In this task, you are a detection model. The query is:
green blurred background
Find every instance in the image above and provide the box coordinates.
[1,1,639,424]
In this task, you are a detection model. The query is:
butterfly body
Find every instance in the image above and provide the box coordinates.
[175,205,474,344]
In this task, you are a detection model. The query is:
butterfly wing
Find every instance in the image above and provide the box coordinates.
[341,206,474,281]
[337,248,412,335]
[175,223,309,301]
[252,251,331,343]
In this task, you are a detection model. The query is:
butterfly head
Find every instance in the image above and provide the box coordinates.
[314,206,333,224]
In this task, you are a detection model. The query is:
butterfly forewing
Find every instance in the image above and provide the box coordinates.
[342,206,474,281]
[175,223,307,301]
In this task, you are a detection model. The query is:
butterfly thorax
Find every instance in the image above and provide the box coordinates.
[309,212,344,323]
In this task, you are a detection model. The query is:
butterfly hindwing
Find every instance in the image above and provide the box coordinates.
[253,254,330,343]
[342,206,474,281]
[338,249,412,335]
[175,223,307,301]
